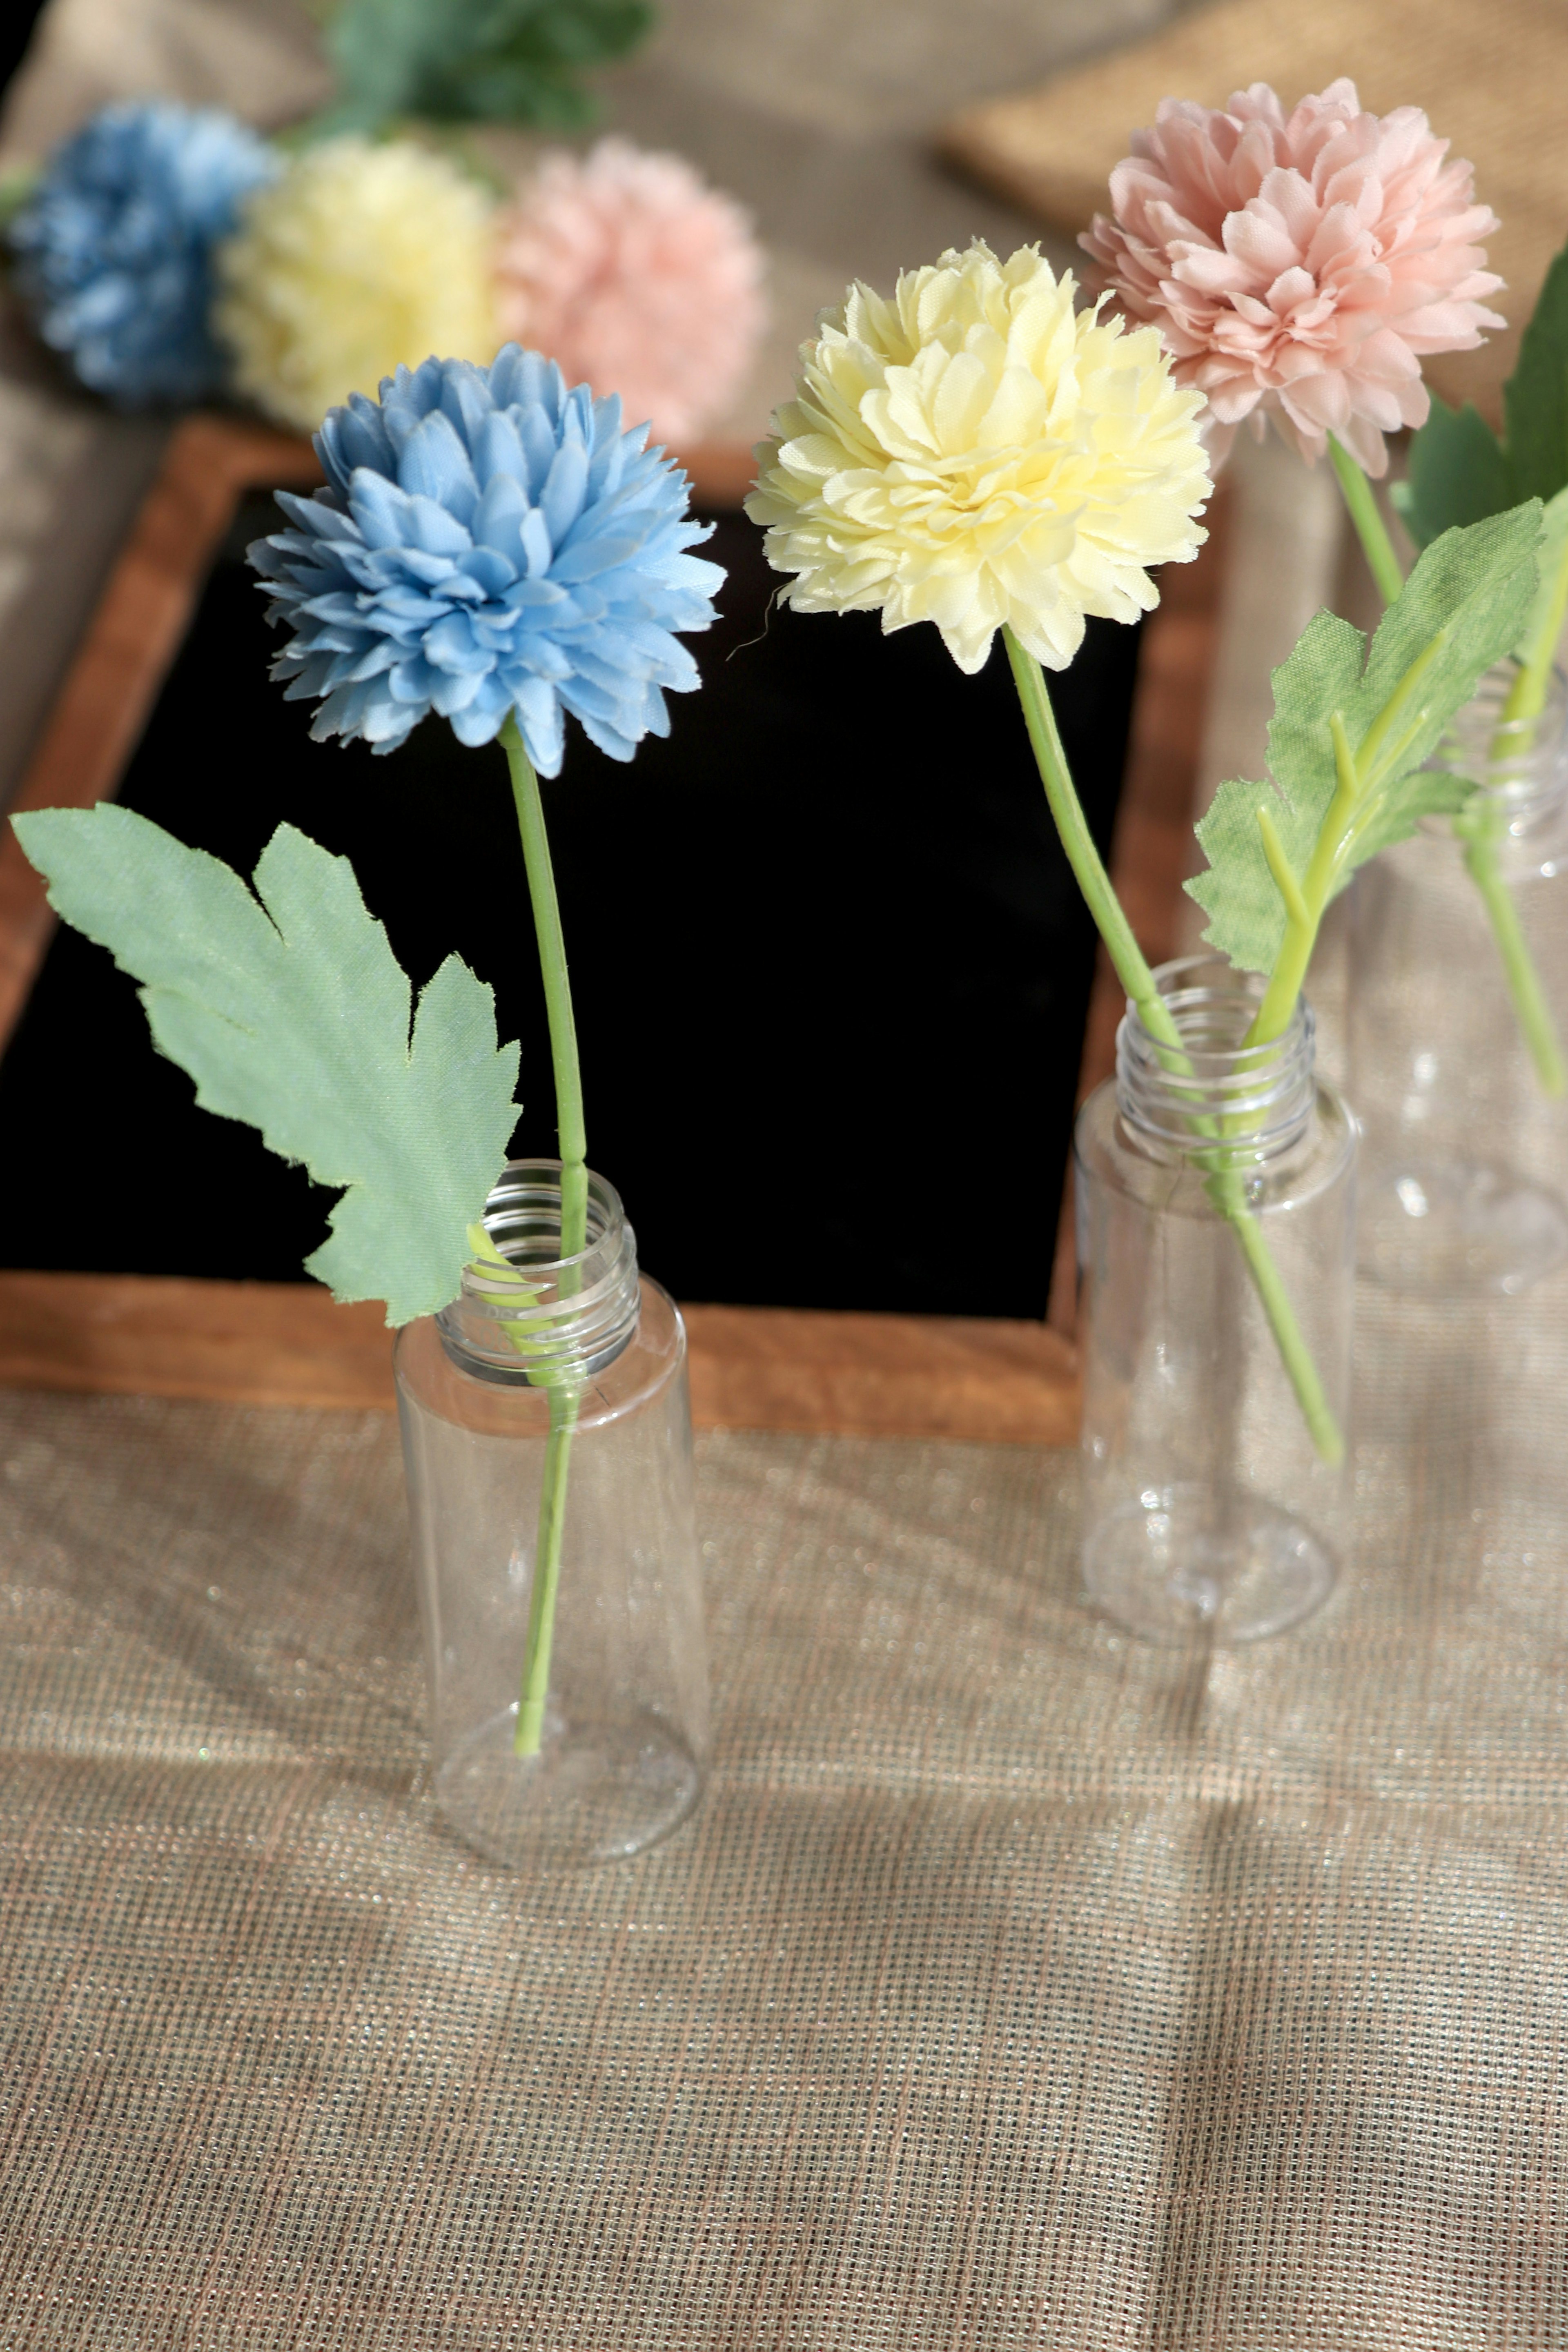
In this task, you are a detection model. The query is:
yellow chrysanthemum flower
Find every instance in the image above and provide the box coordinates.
[746,241,1211,675]
[215,138,502,434]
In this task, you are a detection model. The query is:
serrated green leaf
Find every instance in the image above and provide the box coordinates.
[1187,614,1357,977]
[1326,765,1474,870]
[1352,508,1539,740]
[1244,607,1364,820]
[1390,396,1511,549]
[1505,243,1568,505]
[314,0,653,135]
[12,808,520,1325]
[1187,504,1544,974]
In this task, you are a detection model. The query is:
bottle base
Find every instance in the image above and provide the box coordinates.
[434,1703,704,1869]
[1357,1154,1568,1296]
[1082,1484,1336,1646]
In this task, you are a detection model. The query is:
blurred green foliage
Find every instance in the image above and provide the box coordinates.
[311,0,655,137]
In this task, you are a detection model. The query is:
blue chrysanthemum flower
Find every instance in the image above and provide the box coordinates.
[247,346,725,774]
[9,100,278,408]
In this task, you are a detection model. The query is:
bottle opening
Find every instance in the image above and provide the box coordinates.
[1116,956,1316,1166]
[438,1160,641,1385]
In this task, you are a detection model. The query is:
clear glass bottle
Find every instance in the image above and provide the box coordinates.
[394,1160,708,1868]
[1074,955,1356,1645]
[1349,663,1568,1294]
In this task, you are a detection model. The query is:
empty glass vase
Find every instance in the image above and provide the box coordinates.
[395,1161,708,1868]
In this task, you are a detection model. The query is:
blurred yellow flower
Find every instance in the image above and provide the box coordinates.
[746,241,1211,675]
[215,137,501,434]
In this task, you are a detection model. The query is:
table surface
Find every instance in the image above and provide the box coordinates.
[3,1245,1566,2346]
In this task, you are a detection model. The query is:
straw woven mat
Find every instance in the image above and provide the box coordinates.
[944,0,1568,420]
[1,1248,1566,2347]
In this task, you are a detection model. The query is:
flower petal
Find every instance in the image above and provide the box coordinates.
[249,341,723,762]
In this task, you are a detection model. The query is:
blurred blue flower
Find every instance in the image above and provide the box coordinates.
[249,346,724,773]
[9,100,278,408]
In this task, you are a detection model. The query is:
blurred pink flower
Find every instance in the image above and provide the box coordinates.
[494,138,767,445]
[1080,79,1503,476]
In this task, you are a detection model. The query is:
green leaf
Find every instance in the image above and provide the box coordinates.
[314,0,653,135]
[12,808,520,1325]
[1187,504,1544,974]
[1505,242,1568,506]
[1391,397,1511,549]
[1398,235,1568,550]
[1516,480,1568,672]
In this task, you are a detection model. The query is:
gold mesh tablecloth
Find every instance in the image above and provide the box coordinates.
[2,1271,1566,2346]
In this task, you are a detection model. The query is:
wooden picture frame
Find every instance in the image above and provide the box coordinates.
[0,415,1225,1440]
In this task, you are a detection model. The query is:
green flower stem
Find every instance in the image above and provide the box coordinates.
[1328,437,1406,607]
[1247,713,1364,1048]
[1326,440,1566,1094]
[1458,810,1568,1094]
[1501,522,1568,728]
[503,721,589,1258]
[1003,629,1182,1055]
[514,1384,580,1755]
[1247,644,1446,1054]
[501,718,588,1758]
[1471,659,1568,1092]
[1003,628,1343,1467]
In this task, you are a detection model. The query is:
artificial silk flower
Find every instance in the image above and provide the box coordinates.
[751,247,1351,1457]
[494,138,767,445]
[249,347,723,775]
[214,136,501,433]
[746,241,1211,677]
[254,345,721,1756]
[9,100,277,408]
[1082,80,1503,480]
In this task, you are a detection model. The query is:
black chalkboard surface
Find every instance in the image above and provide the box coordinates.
[0,494,1138,1317]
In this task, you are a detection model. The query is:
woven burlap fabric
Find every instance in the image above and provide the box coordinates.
[0,1257,1565,2348]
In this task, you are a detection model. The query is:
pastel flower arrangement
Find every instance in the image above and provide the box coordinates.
[0,56,1559,1777]
[13,71,1549,1488]
[8,70,1561,1647]
[6,102,766,442]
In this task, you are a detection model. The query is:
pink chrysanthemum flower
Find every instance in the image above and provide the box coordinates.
[1081,79,1503,477]
[493,138,767,445]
